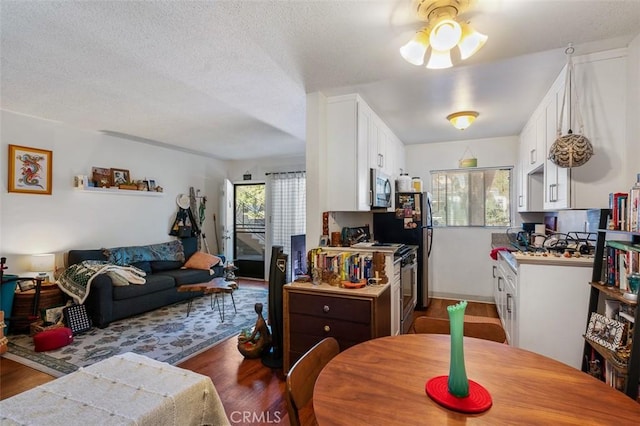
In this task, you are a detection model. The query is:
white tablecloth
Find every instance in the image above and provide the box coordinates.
[0,352,230,426]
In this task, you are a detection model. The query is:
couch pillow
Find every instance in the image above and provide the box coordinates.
[106,271,130,286]
[104,240,185,266]
[151,260,185,272]
[183,252,222,271]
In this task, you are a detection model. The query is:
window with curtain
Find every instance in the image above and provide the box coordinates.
[430,167,511,227]
[267,171,306,281]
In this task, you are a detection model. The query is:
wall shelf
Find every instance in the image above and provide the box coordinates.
[75,187,163,197]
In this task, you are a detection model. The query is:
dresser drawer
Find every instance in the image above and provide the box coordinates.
[289,313,371,344]
[288,292,371,323]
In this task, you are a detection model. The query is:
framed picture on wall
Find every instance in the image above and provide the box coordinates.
[8,144,53,195]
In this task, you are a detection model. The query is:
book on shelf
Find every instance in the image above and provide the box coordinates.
[629,186,640,232]
[604,241,640,289]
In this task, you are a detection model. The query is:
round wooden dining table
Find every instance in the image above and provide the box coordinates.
[313,334,640,425]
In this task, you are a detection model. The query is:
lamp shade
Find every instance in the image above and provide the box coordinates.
[458,23,488,60]
[447,111,479,130]
[400,29,430,66]
[31,253,55,273]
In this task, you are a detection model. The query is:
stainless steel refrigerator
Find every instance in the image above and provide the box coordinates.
[372,192,433,309]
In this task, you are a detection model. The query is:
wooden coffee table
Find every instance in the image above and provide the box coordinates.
[177,277,238,321]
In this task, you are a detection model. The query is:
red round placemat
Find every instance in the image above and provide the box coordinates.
[425,375,492,414]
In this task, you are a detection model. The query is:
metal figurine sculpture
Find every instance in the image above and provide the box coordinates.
[237,303,272,359]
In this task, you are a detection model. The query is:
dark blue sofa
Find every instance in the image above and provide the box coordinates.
[66,237,224,328]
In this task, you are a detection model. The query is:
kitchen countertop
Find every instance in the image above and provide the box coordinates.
[502,250,594,267]
[284,281,389,297]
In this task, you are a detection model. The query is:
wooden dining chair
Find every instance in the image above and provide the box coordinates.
[412,316,507,343]
[285,337,340,426]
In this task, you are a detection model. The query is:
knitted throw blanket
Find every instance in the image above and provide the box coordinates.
[57,260,146,304]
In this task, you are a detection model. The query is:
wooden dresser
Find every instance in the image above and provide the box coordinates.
[283,282,390,373]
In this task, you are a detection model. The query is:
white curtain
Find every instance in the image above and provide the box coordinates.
[266,171,306,282]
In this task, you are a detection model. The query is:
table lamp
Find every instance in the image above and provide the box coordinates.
[31,253,55,283]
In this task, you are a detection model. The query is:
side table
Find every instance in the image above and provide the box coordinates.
[177,278,238,321]
[11,283,65,333]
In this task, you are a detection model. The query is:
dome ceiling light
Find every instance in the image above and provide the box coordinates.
[400,0,487,69]
[447,111,479,130]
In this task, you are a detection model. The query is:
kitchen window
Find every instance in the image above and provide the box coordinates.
[430,167,512,227]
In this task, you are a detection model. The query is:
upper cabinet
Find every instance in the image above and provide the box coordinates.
[520,111,543,175]
[519,48,628,211]
[325,94,403,212]
[326,95,371,211]
[543,74,571,210]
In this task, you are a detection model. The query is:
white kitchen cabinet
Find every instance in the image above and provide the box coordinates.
[503,267,517,347]
[497,252,592,368]
[326,94,372,211]
[496,255,514,344]
[326,94,405,212]
[516,156,528,212]
[521,110,544,174]
[543,76,571,210]
[392,259,401,336]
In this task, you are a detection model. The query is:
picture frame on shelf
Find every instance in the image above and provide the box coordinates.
[585,312,626,351]
[319,235,329,247]
[147,179,157,191]
[17,280,36,292]
[92,166,111,188]
[8,144,53,195]
[110,168,130,186]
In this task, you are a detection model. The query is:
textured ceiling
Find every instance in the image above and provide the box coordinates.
[1,1,639,160]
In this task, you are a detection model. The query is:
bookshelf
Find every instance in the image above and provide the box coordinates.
[582,210,640,400]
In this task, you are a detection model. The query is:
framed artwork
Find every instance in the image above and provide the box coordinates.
[8,144,53,195]
[110,168,130,186]
[92,166,111,187]
[17,279,36,292]
[148,179,157,191]
[319,235,329,247]
[585,312,626,351]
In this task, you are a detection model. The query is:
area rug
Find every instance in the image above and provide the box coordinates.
[5,286,268,377]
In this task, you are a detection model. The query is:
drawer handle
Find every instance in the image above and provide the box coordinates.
[323,305,330,313]
[324,325,330,333]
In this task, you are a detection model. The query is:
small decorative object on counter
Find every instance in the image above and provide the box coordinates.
[425,300,492,414]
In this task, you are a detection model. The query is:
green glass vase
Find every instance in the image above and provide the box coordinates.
[447,300,469,397]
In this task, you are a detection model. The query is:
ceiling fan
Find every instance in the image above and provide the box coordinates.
[399,0,488,69]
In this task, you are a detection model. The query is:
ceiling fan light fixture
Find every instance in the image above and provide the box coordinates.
[400,29,430,66]
[458,22,488,60]
[447,111,479,130]
[400,0,487,69]
[426,48,453,69]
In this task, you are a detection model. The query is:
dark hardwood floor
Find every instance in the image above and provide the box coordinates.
[0,282,498,425]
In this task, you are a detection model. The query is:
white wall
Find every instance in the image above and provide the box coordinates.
[0,110,228,275]
[405,136,519,301]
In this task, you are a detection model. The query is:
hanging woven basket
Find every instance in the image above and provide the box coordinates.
[549,131,593,168]
[548,45,594,168]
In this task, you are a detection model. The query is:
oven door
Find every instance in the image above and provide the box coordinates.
[400,254,417,334]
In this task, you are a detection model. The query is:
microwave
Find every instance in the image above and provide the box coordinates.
[370,168,392,209]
